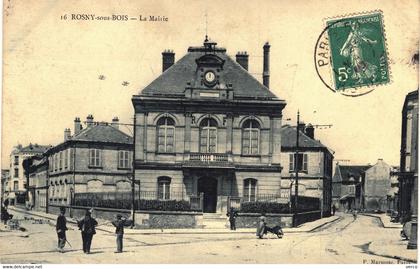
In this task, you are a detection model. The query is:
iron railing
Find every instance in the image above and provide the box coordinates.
[189,153,229,162]
[73,191,203,211]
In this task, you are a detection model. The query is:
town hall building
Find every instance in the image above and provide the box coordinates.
[132,37,286,213]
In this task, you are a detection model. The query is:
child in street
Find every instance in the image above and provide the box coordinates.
[111,214,132,253]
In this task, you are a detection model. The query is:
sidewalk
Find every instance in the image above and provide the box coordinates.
[361,213,402,229]
[8,206,340,235]
[368,234,417,263]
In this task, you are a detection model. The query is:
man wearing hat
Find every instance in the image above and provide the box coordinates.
[111,214,131,253]
[56,207,68,252]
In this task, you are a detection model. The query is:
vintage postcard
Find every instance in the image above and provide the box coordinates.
[0,0,418,267]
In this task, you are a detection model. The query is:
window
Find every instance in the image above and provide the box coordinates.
[200,118,217,153]
[59,152,63,170]
[67,149,71,169]
[54,154,58,171]
[49,157,53,172]
[13,181,18,190]
[118,150,130,168]
[244,178,257,202]
[89,149,101,167]
[14,156,19,165]
[242,119,260,155]
[157,117,175,153]
[158,177,171,200]
[64,149,68,169]
[289,153,308,172]
[14,168,18,178]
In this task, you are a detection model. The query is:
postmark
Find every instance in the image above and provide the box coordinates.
[315,10,390,97]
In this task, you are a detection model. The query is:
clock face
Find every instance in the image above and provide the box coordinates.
[204,71,216,83]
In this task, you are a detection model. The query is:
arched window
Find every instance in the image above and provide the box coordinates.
[243,178,257,202]
[157,177,171,200]
[87,179,103,193]
[200,118,218,153]
[157,117,175,153]
[242,119,260,155]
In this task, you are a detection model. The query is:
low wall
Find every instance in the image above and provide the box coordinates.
[135,211,203,229]
[294,210,321,226]
[49,204,132,221]
[235,213,294,228]
[49,204,203,229]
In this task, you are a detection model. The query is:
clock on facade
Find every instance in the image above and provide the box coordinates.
[204,71,216,85]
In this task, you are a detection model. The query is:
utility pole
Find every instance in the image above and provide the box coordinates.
[294,111,300,227]
[131,115,136,227]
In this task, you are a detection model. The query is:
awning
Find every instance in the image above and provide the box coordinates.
[339,194,355,201]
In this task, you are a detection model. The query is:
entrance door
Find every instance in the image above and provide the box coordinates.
[197,177,218,213]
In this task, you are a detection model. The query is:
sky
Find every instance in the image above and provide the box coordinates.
[1,0,419,168]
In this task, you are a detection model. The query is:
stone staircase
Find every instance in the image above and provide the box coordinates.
[202,213,229,229]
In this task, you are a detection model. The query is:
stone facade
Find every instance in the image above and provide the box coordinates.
[5,144,51,205]
[364,159,392,211]
[44,115,133,208]
[280,125,334,217]
[132,38,286,214]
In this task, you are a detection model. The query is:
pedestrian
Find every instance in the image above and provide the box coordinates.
[77,209,98,254]
[332,204,336,216]
[256,212,267,239]
[1,206,10,225]
[226,207,238,230]
[111,214,132,253]
[352,209,358,220]
[56,207,68,253]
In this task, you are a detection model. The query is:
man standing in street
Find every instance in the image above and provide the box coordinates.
[56,207,68,253]
[111,214,131,253]
[77,210,98,254]
[332,204,336,216]
[226,207,238,230]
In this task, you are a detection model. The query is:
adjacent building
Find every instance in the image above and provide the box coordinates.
[332,159,396,212]
[27,154,49,211]
[332,164,370,211]
[364,159,392,211]
[280,124,334,216]
[1,169,10,205]
[6,143,51,205]
[131,38,286,214]
[396,89,418,249]
[45,115,133,207]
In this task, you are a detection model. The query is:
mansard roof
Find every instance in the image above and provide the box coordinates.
[138,42,280,100]
[281,125,328,149]
[71,123,133,144]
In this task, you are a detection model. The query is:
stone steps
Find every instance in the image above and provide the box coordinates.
[202,213,229,229]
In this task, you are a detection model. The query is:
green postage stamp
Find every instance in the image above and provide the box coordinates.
[315,11,390,96]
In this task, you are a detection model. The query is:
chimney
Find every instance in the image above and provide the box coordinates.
[298,122,306,133]
[162,50,175,72]
[263,42,270,88]
[86,114,94,127]
[236,51,249,70]
[305,124,315,139]
[111,117,119,129]
[64,128,71,141]
[74,117,82,134]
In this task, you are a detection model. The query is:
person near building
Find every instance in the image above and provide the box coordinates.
[256,212,267,239]
[56,207,68,252]
[332,204,336,216]
[226,207,238,230]
[111,214,132,253]
[77,210,98,254]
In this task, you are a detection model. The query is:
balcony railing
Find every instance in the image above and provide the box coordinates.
[189,153,229,162]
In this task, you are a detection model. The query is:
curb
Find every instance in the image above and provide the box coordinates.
[9,207,339,235]
[360,213,401,229]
